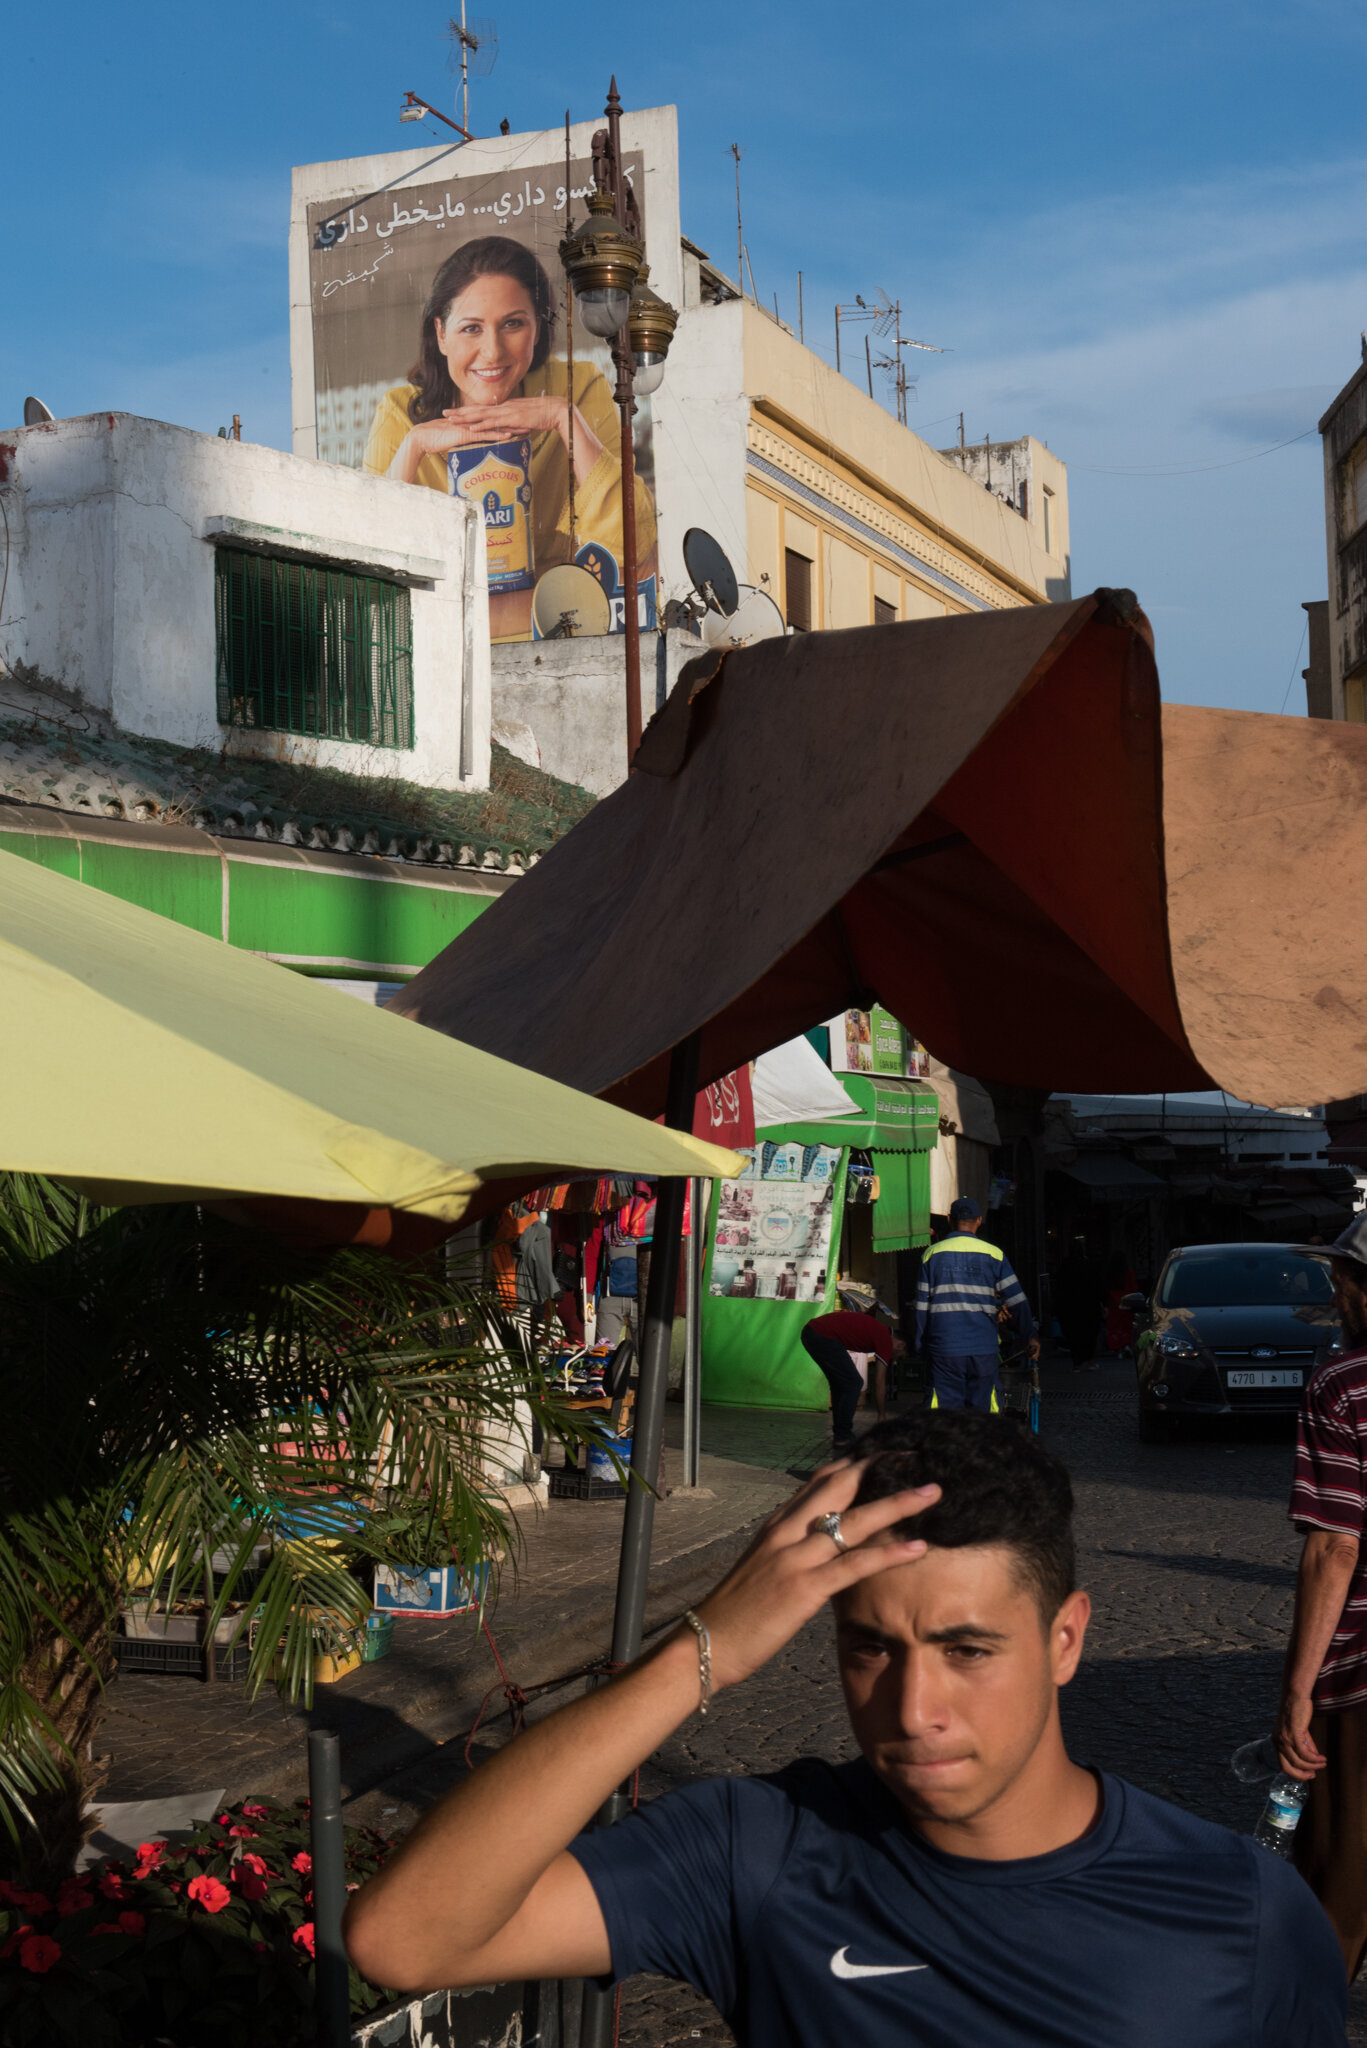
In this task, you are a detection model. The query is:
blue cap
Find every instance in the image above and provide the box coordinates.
[949,1196,983,1223]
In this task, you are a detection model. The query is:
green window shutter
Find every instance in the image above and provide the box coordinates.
[871,1150,911,1252]
[214,548,414,749]
[870,1148,931,1253]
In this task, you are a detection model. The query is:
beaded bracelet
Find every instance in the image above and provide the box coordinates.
[680,1609,712,1717]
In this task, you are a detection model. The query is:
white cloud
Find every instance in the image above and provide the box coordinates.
[887,160,1367,716]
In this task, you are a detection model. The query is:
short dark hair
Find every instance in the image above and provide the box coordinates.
[852,1412,1075,1620]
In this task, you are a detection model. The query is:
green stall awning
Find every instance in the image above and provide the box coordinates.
[836,1076,936,1255]
[0,806,506,981]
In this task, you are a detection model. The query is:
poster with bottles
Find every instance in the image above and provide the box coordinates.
[708,1143,843,1303]
[825,1005,929,1079]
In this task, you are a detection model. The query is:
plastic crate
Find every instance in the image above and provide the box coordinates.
[113,1637,252,1682]
[362,1614,395,1663]
[548,1467,629,1502]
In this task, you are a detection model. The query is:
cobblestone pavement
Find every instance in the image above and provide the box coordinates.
[594,1364,1364,2044]
[97,1427,808,1811]
[95,1363,1365,2037]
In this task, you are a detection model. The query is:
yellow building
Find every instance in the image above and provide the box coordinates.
[656,248,1070,633]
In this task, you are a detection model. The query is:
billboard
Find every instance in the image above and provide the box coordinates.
[826,1006,930,1078]
[708,1143,843,1304]
[306,149,658,644]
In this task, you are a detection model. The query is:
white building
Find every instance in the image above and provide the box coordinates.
[0,411,490,793]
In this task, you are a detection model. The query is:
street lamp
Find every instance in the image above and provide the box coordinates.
[398,90,472,139]
[558,79,678,760]
[559,187,641,337]
[627,264,677,396]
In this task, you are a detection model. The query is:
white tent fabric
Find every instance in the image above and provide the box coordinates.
[752,1035,861,1128]
[927,1057,1000,1216]
[927,1060,1000,1147]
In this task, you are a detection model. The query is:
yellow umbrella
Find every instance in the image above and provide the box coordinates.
[0,848,741,1219]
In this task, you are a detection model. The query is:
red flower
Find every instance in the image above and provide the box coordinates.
[292,1922,315,1958]
[187,1875,231,1914]
[227,1825,257,1839]
[235,1859,270,1902]
[97,1870,125,1901]
[0,1886,51,1916]
[133,1841,167,1877]
[215,1812,230,1825]
[55,1879,92,1917]
[241,1803,270,1819]
[17,1934,61,1974]
[117,1911,145,1937]
[1,1926,33,1959]
[291,1852,312,1876]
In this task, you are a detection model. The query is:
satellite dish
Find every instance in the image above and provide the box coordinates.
[702,585,786,649]
[682,528,739,618]
[532,563,612,640]
[23,397,54,426]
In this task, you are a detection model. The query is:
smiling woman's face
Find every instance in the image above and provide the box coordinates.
[435,273,539,405]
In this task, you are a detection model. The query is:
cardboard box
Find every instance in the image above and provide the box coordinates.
[373,1562,490,1617]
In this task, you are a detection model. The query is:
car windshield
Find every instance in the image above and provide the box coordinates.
[1158,1250,1333,1308]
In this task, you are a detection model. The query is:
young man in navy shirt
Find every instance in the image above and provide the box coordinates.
[347,1414,1344,2045]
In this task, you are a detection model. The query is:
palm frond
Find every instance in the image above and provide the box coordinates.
[0,1175,570,1867]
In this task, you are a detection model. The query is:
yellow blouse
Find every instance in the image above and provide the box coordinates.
[362,356,658,581]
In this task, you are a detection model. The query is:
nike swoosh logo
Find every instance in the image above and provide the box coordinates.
[830,1946,928,1980]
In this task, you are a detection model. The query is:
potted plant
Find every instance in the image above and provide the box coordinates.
[0,1175,567,1892]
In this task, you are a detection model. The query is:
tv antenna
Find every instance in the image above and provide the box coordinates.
[834,289,948,424]
[446,5,498,136]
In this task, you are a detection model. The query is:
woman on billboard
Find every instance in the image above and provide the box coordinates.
[363,236,657,643]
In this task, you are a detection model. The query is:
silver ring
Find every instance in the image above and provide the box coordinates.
[816,1510,850,1553]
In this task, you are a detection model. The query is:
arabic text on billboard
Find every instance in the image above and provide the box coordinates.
[308,155,657,645]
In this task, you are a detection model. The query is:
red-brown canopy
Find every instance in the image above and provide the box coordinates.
[392,589,1367,1115]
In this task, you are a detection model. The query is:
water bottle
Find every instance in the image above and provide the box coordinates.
[1230,1737,1309,1856]
[1231,1735,1279,1783]
[1255,1777,1309,1856]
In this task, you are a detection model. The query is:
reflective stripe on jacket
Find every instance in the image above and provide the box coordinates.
[914,1234,1035,1356]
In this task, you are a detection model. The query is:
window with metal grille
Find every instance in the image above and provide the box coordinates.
[214,548,414,749]
[874,596,897,626]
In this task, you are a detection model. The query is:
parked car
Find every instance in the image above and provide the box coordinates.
[1129,1242,1340,1440]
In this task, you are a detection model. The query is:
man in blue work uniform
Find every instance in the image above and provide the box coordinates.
[915,1197,1038,1411]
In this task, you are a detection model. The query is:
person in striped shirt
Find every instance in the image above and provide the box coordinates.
[1279,1211,1367,1977]
[914,1198,1038,1412]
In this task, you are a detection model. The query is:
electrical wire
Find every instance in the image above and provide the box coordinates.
[1278,617,1309,716]
[1068,427,1317,479]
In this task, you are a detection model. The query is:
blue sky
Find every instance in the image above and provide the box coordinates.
[6,0,1364,714]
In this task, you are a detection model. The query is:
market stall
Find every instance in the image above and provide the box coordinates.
[702,1038,937,1409]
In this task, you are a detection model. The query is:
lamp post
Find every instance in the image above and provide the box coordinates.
[559,80,677,762]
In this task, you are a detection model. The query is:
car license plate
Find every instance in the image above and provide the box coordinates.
[1225,1369,1302,1389]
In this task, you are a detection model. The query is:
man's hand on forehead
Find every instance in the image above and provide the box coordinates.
[692,1460,940,1694]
